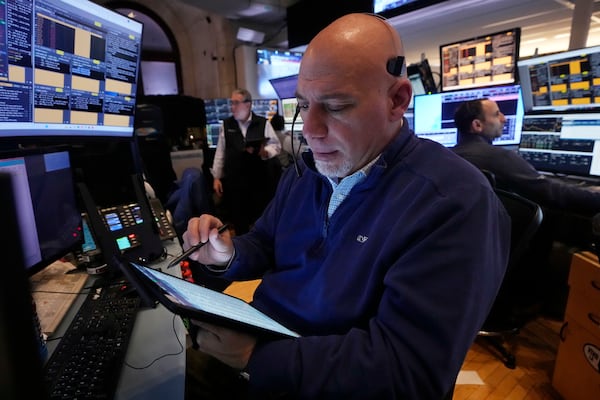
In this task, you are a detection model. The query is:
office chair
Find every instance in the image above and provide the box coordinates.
[477,188,544,368]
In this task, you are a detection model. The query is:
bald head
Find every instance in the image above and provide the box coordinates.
[301,13,405,82]
[294,13,412,178]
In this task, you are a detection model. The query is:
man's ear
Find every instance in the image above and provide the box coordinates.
[390,79,412,122]
[471,118,483,133]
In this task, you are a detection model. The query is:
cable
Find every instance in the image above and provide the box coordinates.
[290,105,303,177]
[124,313,185,370]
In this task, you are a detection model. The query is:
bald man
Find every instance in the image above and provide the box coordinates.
[182,13,510,399]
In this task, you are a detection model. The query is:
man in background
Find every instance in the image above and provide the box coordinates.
[452,98,600,315]
[211,89,281,234]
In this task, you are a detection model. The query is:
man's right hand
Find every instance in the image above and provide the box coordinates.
[182,215,233,267]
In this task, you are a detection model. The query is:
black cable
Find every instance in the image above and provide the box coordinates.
[290,105,303,177]
[124,313,185,370]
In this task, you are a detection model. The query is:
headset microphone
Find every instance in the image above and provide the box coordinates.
[290,104,302,177]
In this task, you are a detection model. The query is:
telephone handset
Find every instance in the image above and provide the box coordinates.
[148,197,177,241]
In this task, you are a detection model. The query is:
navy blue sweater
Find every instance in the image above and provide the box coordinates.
[224,123,511,399]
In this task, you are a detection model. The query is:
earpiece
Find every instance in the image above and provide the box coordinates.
[387,56,405,77]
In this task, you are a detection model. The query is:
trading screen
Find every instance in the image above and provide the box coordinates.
[518,45,600,112]
[440,28,520,92]
[0,0,143,138]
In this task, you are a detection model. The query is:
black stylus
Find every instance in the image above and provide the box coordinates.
[167,224,229,269]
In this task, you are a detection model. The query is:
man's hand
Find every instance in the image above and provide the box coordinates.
[213,178,223,197]
[193,321,257,370]
[182,215,234,266]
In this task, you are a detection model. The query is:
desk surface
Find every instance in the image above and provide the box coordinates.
[37,239,186,400]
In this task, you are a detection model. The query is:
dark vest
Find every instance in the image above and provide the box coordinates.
[222,113,267,180]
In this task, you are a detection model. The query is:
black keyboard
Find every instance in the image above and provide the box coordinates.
[43,283,141,400]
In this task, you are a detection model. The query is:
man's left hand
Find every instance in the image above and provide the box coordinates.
[193,321,257,370]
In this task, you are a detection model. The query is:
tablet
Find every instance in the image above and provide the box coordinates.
[120,261,300,339]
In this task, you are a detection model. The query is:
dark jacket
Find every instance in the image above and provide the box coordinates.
[220,122,510,399]
[452,133,600,215]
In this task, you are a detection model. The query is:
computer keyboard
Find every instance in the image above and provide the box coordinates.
[43,282,141,400]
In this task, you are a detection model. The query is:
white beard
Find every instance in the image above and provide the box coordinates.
[315,158,353,179]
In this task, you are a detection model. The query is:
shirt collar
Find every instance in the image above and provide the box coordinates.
[327,155,381,189]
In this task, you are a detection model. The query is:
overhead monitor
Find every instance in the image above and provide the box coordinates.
[517,45,600,112]
[518,112,600,177]
[0,0,143,141]
[374,0,449,17]
[440,28,520,92]
[0,147,82,276]
[413,84,524,147]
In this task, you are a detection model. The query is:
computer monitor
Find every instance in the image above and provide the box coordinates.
[206,122,222,149]
[281,98,303,124]
[517,45,600,113]
[518,112,600,177]
[413,84,524,147]
[407,59,437,95]
[269,74,299,100]
[0,0,143,142]
[252,99,279,120]
[0,147,82,276]
[0,173,47,399]
[440,28,521,92]
[204,98,231,124]
[408,59,437,108]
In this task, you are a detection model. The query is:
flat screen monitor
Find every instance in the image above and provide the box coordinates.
[0,147,82,276]
[440,28,520,92]
[206,122,221,149]
[407,59,437,95]
[517,45,600,113]
[518,112,600,177]
[413,84,524,147]
[281,98,303,124]
[203,98,277,125]
[204,98,231,124]
[407,59,437,108]
[252,99,279,120]
[269,74,299,100]
[0,0,143,141]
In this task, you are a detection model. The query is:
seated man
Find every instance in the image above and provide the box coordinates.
[452,98,600,313]
[452,98,600,215]
[183,14,510,399]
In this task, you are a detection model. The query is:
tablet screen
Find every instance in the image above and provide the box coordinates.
[130,263,300,338]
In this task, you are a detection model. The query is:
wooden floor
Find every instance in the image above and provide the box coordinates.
[454,317,564,399]
[224,281,566,399]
